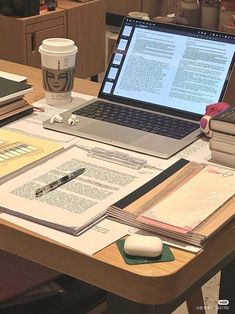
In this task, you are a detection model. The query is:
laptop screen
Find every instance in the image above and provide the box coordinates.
[99,17,235,117]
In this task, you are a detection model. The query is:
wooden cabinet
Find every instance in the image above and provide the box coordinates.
[0,0,106,79]
[57,0,106,79]
[107,0,142,16]
[0,9,66,67]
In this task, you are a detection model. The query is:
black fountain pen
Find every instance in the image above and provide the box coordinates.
[35,168,86,197]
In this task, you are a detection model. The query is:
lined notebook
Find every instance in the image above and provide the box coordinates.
[0,129,63,183]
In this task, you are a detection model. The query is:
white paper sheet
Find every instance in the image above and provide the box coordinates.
[176,138,211,163]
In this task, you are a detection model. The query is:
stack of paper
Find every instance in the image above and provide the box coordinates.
[107,160,235,247]
[0,145,163,235]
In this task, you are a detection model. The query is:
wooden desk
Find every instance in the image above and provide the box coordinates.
[0,59,234,313]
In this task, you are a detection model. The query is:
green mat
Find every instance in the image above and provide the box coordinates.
[116,239,175,265]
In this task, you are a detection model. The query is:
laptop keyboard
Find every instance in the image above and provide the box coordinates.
[73,101,199,139]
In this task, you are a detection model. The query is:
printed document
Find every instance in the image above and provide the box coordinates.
[0,144,176,235]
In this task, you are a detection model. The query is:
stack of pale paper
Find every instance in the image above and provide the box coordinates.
[107,160,235,247]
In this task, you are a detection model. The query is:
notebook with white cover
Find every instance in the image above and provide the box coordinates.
[44,17,235,158]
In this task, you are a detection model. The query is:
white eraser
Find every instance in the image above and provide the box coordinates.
[124,234,163,257]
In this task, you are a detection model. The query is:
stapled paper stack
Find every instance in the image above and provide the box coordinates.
[0,145,162,235]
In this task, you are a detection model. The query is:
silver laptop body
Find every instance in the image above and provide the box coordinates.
[44,17,235,158]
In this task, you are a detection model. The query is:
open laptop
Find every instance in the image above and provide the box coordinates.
[44,17,235,158]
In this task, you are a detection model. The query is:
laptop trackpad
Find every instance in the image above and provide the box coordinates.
[80,122,140,143]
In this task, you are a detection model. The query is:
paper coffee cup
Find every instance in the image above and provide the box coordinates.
[39,38,78,106]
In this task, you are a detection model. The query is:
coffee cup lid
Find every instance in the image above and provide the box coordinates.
[39,38,78,54]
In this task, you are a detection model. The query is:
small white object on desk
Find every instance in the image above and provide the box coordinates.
[124,234,163,257]
[50,114,63,124]
[68,114,79,126]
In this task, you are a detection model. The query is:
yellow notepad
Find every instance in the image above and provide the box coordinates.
[0,129,63,183]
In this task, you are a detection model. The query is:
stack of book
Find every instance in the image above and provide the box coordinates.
[209,105,235,168]
[0,76,33,126]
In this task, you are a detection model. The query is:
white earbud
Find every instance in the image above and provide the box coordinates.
[50,114,63,124]
[70,114,78,120]
[68,114,79,126]
[68,117,75,125]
